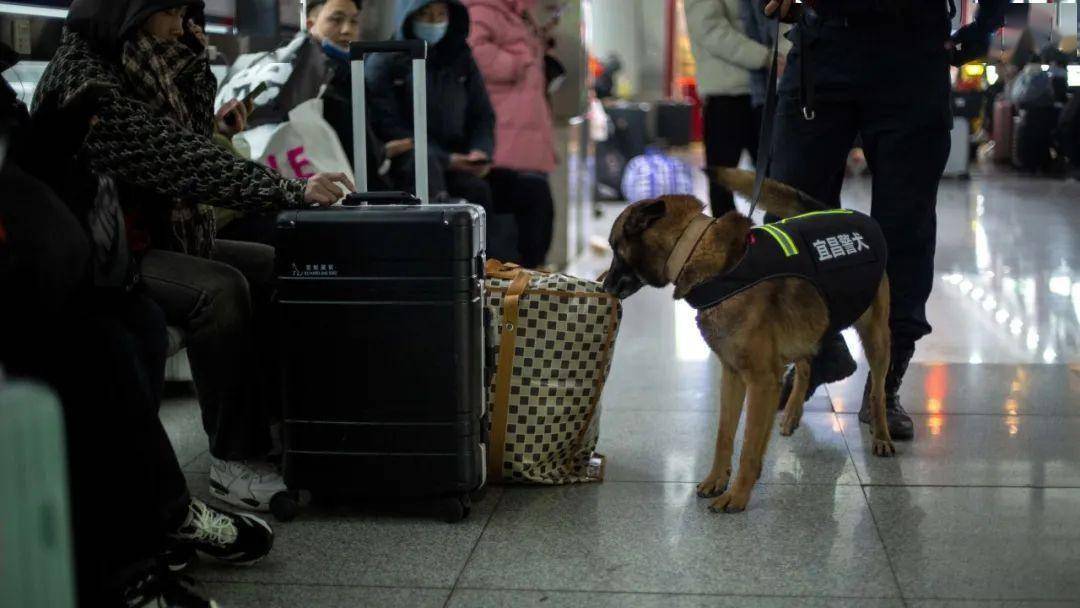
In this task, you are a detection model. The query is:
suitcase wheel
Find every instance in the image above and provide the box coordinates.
[440,494,471,523]
[270,490,302,522]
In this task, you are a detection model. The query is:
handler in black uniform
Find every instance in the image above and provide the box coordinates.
[762,0,1009,440]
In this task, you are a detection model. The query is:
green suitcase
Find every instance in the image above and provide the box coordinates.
[0,380,76,608]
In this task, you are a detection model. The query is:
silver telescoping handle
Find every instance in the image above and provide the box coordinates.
[349,40,429,204]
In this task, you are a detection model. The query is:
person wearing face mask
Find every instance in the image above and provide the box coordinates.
[367,0,496,207]
[31,0,356,519]
[213,0,410,244]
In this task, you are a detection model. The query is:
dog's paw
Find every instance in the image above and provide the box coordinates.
[872,437,896,457]
[708,490,750,514]
[696,475,729,498]
[779,416,800,437]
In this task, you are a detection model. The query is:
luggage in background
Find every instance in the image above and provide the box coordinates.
[992,98,1014,163]
[274,40,488,523]
[596,101,653,201]
[655,100,693,146]
[621,148,695,201]
[943,117,971,178]
[484,261,621,484]
[0,380,76,608]
[1013,106,1060,172]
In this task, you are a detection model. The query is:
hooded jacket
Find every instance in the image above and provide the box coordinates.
[366,0,495,166]
[463,0,555,173]
[32,0,305,256]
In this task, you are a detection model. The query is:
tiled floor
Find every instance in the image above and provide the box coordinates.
[163,170,1080,607]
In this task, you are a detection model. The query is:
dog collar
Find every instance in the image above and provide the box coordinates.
[665,215,716,284]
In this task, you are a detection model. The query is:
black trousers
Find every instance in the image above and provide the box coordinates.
[141,240,279,461]
[703,94,763,217]
[486,168,555,268]
[767,90,950,349]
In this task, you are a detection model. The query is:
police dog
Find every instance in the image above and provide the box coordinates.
[601,169,895,513]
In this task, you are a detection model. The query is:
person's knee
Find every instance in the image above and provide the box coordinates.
[192,263,252,333]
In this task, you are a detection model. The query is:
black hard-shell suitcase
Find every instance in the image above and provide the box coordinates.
[274,40,488,523]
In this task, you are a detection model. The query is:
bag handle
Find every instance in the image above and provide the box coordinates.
[349,40,429,203]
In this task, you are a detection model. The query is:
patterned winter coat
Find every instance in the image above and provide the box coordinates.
[31,25,306,257]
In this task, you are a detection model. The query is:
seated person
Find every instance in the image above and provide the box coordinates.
[1,45,270,608]
[367,0,496,204]
[216,0,412,185]
[213,0,411,244]
[31,0,353,512]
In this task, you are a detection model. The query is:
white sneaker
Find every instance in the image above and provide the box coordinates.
[208,457,286,512]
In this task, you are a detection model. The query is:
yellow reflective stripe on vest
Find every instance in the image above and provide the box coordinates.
[756,224,799,257]
[781,209,854,223]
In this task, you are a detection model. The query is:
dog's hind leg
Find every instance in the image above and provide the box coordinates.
[710,368,781,513]
[780,359,810,436]
[698,362,746,498]
[855,276,896,457]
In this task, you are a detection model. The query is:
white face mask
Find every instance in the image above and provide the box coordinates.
[413,20,449,45]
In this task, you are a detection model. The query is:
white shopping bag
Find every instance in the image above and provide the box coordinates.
[234,97,354,182]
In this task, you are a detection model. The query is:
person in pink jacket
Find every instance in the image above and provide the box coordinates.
[465,0,556,268]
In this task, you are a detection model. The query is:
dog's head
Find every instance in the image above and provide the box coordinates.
[602,196,704,299]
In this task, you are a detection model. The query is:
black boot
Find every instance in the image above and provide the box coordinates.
[859,344,915,440]
[778,333,857,410]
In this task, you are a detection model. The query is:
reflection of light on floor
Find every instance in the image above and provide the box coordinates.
[972,217,991,271]
[1049,274,1072,297]
[969,353,983,364]
[924,364,948,414]
[1073,283,1080,324]
[928,415,944,436]
[1005,398,1018,416]
[832,417,841,433]
[674,301,711,362]
[995,309,1010,324]
[1026,328,1039,350]
[1042,347,1058,364]
[1005,416,1020,436]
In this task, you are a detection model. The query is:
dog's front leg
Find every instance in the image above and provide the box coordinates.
[710,374,780,513]
[697,362,745,498]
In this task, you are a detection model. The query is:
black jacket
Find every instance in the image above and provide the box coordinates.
[31,0,304,254]
[365,0,495,167]
[686,210,887,337]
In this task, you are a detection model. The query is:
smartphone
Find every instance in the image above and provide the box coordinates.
[241,81,269,106]
[225,82,268,128]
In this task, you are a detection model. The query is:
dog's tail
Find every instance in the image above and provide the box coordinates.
[711,168,828,219]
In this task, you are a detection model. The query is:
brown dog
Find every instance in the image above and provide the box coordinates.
[602,169,895,513]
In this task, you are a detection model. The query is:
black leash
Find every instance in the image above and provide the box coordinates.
[748,14,814,218]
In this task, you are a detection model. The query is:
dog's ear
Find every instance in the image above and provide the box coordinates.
[625,198,667,237]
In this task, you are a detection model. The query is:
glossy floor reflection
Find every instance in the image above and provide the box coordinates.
[162,173,1079,607]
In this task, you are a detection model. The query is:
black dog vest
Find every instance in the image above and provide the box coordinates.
[685,210,887,336]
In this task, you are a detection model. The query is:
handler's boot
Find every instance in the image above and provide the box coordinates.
[859,343,916,440]
[778,333,856,410]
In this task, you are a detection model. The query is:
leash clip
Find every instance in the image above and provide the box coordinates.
[802,107,816,121]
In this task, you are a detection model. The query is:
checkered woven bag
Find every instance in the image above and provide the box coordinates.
[485,260,622,484]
